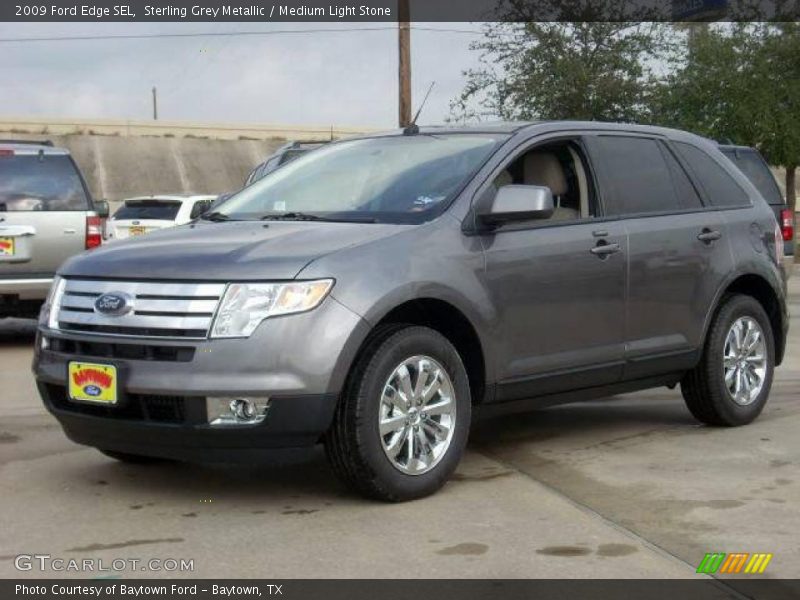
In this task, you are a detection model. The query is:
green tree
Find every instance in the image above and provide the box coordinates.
[450,19,673,123]
[654,23,800,209]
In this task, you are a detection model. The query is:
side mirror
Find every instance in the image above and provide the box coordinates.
[94,200,110,219]
[478,185,554,229]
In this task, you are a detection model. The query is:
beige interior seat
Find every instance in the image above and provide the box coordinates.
[523,152,579,221]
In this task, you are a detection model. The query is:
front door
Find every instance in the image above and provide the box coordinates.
[478,137,627,402]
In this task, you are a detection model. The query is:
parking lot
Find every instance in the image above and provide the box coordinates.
[1,275,799,582]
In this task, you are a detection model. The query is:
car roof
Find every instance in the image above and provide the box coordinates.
[718,144,760,153]
[0,140,70,155]
[122,194,216,203]
[345,121,714,146]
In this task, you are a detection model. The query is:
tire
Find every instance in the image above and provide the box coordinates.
[681,294,775,426]
[324,324,471,501]
[99,449,167,464]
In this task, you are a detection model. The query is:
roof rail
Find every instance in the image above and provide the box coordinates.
[0,139,54,147]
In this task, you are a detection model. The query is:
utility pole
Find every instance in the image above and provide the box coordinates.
[398,0,411,128]
[152,86,158,121]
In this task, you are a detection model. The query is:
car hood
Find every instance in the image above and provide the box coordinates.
[60,220,409,280]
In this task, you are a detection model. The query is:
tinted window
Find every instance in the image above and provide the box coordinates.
[674,143,750,207]
[594,136,687,215]
[0,154,89,211]
[189,200,212,219]
[720,148,783,205]
[661,144,703,209]
[114,200,181,221]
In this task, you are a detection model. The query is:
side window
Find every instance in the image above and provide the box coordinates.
[659,143,703,210]
[489,140,596,221]
[592,136,686,216]
[673,142,751,208]
[190,200,212,219]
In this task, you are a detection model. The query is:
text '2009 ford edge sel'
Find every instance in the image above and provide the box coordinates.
[34,122,788,501]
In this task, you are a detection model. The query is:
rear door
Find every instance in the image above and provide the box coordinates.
[111,199,181,239]
[0,149,89,277]
[586,134,734,379]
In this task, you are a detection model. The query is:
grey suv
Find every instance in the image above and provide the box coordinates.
[34,122,788,501]
[1,140,108,318]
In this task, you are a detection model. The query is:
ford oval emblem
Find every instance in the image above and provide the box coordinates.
[94,292,134,316]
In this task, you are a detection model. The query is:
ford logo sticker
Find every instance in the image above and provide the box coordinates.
[94,292,134,317]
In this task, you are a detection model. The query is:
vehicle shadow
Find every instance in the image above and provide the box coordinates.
[470,393,697,448]
[65,394,697,505]
[0,318,37,344]
[75,445,361,505]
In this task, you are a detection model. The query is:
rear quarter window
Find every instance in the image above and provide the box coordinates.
[674,142,751,208]
[0,153,90,211]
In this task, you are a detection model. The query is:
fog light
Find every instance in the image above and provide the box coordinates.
[206,397,271,426]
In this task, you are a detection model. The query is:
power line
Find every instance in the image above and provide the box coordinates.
[0,25,485,44]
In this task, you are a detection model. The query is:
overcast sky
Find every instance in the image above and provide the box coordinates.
[0,22,485,128]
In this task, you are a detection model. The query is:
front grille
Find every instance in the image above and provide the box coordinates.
[47,384,197,424]
[55,279,225,339]
[49,337,195,362]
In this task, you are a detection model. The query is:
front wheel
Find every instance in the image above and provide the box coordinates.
[681,294,775,426]
[325,325,471,501]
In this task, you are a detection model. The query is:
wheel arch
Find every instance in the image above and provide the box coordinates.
[704,272,786,366]
[340,293,493,406]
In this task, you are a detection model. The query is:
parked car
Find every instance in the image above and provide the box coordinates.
[0,140,107,318]
[35,122,787,501]
[719,144,794,274]
[244,141,326,187]
[108,195,215,240]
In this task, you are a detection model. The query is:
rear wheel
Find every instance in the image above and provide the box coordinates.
[325,325,471,501]
[681,294,774,426]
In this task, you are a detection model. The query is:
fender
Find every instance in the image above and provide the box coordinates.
[332,280,500,391]
[700,263,787,364]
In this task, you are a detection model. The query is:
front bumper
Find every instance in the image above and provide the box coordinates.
[33,295,371,456]
[39,383,337,459]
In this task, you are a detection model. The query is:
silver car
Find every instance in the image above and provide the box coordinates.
[0,140,108,318]
[34,122,788,501]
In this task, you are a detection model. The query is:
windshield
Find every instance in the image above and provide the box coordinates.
[115,200,181,221]
[720,149,783,205]
[218,134,503,223]
[0,153,89,211]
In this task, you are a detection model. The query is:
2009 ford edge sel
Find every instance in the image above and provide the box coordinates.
[34,122,788,501]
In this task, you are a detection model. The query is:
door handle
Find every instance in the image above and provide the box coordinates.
[697,228,722,243]
[63,229,77,234]
[590,242,621,257]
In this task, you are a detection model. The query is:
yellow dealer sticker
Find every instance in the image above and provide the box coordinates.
[68,362,118,404]
[0,237,14,256]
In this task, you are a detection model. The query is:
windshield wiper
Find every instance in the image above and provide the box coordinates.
[199,211,232,222]
[260,212,377,224]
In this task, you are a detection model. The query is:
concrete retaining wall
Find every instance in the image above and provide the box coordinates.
[0,117,377,204]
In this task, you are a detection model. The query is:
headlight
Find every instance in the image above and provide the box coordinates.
[210,279,334,338]
[46,276,66,330]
